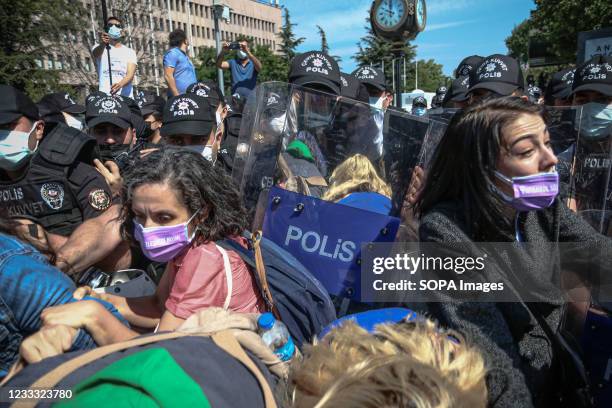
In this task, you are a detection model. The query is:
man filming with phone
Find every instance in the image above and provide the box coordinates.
[216,40,261,100]
[92,17,138,98]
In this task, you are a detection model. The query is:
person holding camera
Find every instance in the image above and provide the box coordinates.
[216,40,261,99]
[163,29,197,97]
[92,17,138,98]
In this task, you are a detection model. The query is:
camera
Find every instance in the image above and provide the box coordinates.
[228,42,241,50]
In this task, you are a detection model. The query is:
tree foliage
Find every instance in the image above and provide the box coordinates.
[316,25,341,63]
[0,0,87,99]
[506,0,612,64]
[317,25,329,55]
[404,59,449,92]
[506,19,533,63]
[277,8,305,62]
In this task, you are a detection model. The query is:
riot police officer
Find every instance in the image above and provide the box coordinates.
[86,94,137,166]
[0,85,113,238]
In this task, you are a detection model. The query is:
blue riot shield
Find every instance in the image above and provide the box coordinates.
[263,186,400,301]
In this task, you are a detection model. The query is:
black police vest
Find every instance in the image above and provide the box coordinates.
[0,123,97,236]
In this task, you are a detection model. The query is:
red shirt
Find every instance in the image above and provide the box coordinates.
[163,237,265,319]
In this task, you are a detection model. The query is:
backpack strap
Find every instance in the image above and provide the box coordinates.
[251,232,281,320]
[215,244,233,310]
[217,233,281,320]
[12,330,277,408]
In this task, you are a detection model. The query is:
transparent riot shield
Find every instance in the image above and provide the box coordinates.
[232,82,446,306]
[547,106,580,156]
[569,103,612,226]
[232,82,444,229]
[427,108,462,124]
[563,103,612,406]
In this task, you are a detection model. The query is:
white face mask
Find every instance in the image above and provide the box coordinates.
[185,144,215,162]
[237,50,248,60]
[269,115,286,134]
[0,121,40,171]
[64,113,84,131]
[369,96,385,110]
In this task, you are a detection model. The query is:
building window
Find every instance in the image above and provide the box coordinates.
[47,56,54,70]
[85,57,92,72]
[35,58,43,69]
[206,27,210,39]
[66,56,72,69]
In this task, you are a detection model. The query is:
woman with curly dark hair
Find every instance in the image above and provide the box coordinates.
[65,147,265,337]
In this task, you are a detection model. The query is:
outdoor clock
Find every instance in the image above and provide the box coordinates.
[370,0,427,42]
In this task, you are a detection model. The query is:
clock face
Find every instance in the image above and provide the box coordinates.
[416,0,426,29]
[374,0,406,29]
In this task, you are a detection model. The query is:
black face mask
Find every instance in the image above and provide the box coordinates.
[143,122,155,140]
[97,144,131,163]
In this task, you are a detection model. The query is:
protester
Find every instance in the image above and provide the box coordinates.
[163,29,197,97]
[217,40,262,99]
[0,215,128,380]
[92,16,137,98]
[0,85,112,239]
[467,54,524,104]
[3,308,283,408]
[285,319,487,408]
[135,90,165,144]
[322,154,392,215]
[36,92,86,131]
[68,148,265,334]
[414,96,612,406]
[411,95,428,116]
[160,93,224,163]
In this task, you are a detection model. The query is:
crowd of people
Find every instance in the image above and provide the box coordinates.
[0,14,611,408]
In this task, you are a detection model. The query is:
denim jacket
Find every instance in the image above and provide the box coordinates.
[0,234,105,378]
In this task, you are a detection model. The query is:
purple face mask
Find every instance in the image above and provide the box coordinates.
[494,171,559,212]
[133,210,200,262]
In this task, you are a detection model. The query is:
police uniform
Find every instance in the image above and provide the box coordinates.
[0,86,112,236]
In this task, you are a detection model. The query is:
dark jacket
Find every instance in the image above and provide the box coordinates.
[417,198,611,407]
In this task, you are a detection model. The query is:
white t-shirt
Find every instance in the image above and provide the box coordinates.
[95,44,137,98]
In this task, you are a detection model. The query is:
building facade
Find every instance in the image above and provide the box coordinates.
[40,0,282,95]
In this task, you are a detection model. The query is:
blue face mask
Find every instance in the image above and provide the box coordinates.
[107,25,122,40]
[0,122,39,171]
[413,107,427,117]
[576,102,612,141]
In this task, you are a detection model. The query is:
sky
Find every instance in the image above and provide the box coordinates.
[281,0,536,76]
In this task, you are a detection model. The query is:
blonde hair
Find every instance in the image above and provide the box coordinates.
[322,154,391,202]
[285,320,487,408]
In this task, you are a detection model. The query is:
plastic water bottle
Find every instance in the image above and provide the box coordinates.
[257,313,295,362]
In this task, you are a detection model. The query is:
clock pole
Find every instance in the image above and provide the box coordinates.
[392,42,405,108]
[370,0,427,110]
